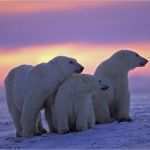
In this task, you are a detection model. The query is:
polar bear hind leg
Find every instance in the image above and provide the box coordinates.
[10,104,22,137]
[21,94,44,137]
[36,113,47,134]
[5,71,22,137]
[6,91,22,137]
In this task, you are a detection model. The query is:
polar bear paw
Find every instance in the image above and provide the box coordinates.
[39,128,47,134]
[56,128,70,134]
[118,117,133,123]
[33,129,47,136]
[16,132,22,137]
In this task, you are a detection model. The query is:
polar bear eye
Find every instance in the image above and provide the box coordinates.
[69,61,74,64]
[98,80,102,83]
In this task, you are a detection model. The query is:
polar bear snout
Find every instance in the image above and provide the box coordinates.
[101,85,109,91]
[139,58,148,67]
[75,64,84,73]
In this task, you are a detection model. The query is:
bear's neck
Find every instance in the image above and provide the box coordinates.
[102,59,129,78]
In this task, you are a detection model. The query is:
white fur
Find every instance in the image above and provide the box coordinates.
[93,88,114,124]
[5,56,83,137]
[94,50,148,121]
[51,74,112,134]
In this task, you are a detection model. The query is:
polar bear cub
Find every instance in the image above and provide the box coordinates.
[5,56,84,137]
[51,74,110,134]
[94,50,148,122]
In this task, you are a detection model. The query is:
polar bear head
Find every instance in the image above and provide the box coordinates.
[80,75,109,94]
[51,56,84,77]
[69,74,109,95]
[91,79,109,96]
[97,79,110,91]
[111,50,148,72]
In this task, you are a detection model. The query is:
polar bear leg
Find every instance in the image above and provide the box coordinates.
[96,106,113,123]
[36,113,47,134]
[117,99,131,122]
[8,99,22,137]
[21,96,44,137]
[56,117,69,134]
[52,107,69,134]
[95,100,113,123]
[87,101,95,129]
[116,94,132,122]
[5,70,22,137]
[45,107,53,132]
[5,83,22,136]
[10,105,22,137]
[44,96,54,132]
[76,95,95,131]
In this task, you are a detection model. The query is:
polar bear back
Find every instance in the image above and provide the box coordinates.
[62,74,100,94]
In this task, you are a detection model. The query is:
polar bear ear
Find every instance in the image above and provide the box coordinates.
[51,60,55,64]
[51,59,57,65]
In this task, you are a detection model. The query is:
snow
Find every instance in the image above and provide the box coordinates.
[0,89,150,149]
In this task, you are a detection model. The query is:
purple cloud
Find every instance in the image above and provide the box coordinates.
[0,2,150,50]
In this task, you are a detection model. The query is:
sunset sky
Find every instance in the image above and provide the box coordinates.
[0,1,150,89]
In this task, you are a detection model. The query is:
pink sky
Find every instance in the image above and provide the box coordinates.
[0,0,106,14]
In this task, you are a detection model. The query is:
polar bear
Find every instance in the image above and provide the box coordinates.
[50,74,111,134]
[5,65,46,137]
[5,56,84,137]
[94,50,148,122]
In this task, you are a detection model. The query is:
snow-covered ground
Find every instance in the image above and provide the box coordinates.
[0,89,150,149]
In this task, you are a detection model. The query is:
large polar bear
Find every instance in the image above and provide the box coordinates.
[51,74,111,134]
[5,56,84,137]
[94,50,148,122]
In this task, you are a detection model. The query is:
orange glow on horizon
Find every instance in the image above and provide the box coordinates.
[0,43,150,86]
[0,0,107,14]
